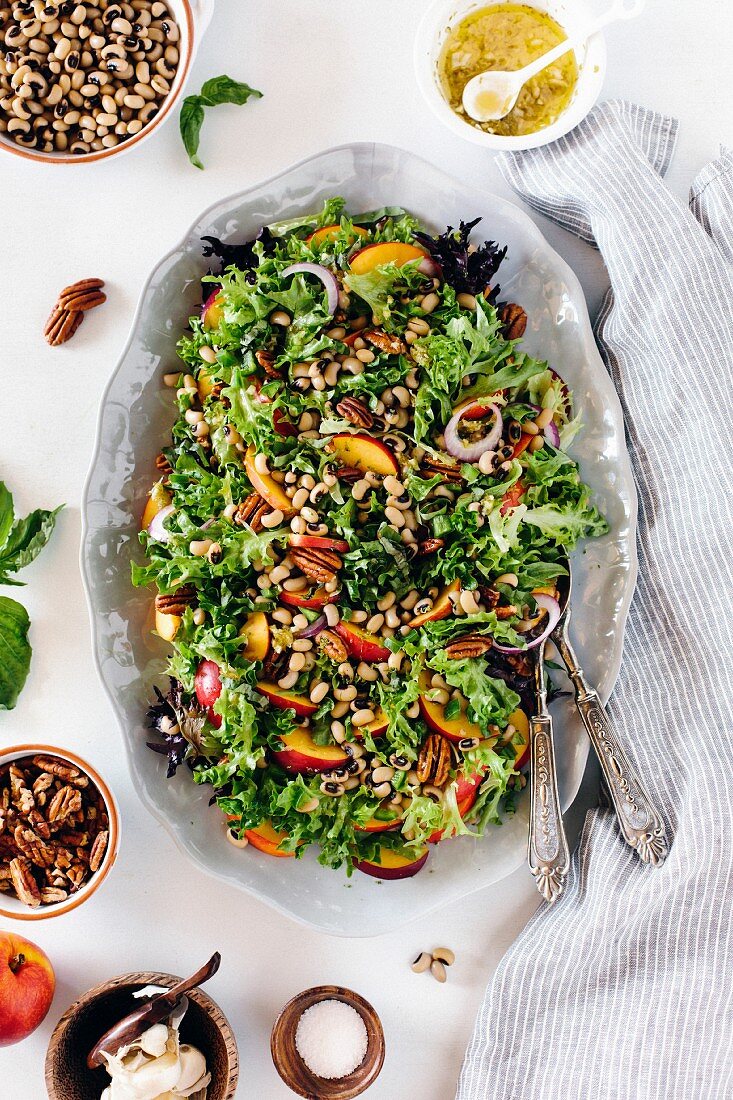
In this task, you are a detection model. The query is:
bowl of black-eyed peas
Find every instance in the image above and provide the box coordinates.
[0,0,213,164]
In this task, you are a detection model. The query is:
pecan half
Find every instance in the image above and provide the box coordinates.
[444,633,493,660]
[31,756,88,788]
[477,585,500,610]
[416,734,452,788]
[154,585,196,617]
[27,810,51,840]
[232,493,270,532]
[415,537,445,558]
[255,349,281,378]
[363,328,407,356]
[155,452,172,476]
[499,303,527,341]
[58,277,104,300]
[495,604,518,620]
[44,306,85,347]
[291,546,342,584]
[319,630,348,664]
[41,887,68,904]
[419,455,465,484]
[336,466,363,484]
[47,785,83,825]
[57,286,106,313]
[336,396,374,429]
[89,830,109,873]
[9,857,41,908]
[13,825,55,868]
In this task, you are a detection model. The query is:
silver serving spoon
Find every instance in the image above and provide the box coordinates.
[462,0,645,124]
[552,562,668,865]
[528,628,570,904]
[87,953,221,1069]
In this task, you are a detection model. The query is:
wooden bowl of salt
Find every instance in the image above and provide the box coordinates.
[271,985,384,1098]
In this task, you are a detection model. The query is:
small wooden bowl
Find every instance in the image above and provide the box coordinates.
[271,986,385,1099]
[45,971,238,1100]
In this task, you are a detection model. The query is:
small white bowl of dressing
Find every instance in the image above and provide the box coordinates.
[414,0,607,151]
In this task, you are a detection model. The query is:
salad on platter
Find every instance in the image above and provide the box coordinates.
[135,198,606,879]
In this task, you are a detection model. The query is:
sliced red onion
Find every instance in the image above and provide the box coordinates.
[281,263,339,315]
[418,256,441,279]
[494,594,561,653]
[444,402,503,463]
[543,419,561,447]
[147,504,175,543]
[299,614,327,639]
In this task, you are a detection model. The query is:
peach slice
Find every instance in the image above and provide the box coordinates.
[280,586,339,610]
[408,578,460,629]
[328,433,399,477]
[307,224,368,246]
[244,820,296,858]
[334,621,390,663]
[354,707,388,740]
[429,770,482,843]
[245,447,296,516]
[355,846,429,879]
[256,682,317,718]
[271,727,349,774]
[239,611,270,661]
[418,670,483,745]
[154,607,180,642]
[141,481,172,531]
[349,241,426,276]
[202,289,224,331]
[198,368,218,400]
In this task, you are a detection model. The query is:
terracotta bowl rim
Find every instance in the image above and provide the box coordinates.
[0,743,120,920]
[0,0,194,165]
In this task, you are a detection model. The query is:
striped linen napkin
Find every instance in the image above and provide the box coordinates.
[456,101,733,1100]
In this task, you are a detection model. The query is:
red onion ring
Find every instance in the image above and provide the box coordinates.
[543,419,561,447]
[281,263,339,315]
[147,504,175,543]
[299,614,327,639]
[444,401,503,463]
[494,594,561,653]
[418,256,441,279]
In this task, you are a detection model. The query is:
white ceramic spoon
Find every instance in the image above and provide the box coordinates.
[462,0,645,123]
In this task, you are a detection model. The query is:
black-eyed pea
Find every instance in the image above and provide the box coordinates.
[430,959,447,984]
[411,952,431,974]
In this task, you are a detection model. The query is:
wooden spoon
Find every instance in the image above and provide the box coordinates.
[87,952,221,1069]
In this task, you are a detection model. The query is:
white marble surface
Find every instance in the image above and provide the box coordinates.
[1,1,731,1095]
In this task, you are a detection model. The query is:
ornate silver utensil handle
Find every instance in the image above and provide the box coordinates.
[528,715,570,903]
[553,631,668,866]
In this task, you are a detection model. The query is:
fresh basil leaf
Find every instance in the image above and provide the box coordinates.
[0,482,13,550]
[0,506,62,578]
[180,77,262,170]
[180,95,206,170]
[199,76,263,108]
[0,596,31,710]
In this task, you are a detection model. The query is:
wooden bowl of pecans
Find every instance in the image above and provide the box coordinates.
[0,745,120,920]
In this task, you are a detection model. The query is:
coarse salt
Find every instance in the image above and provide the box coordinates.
[295,998,368,1079]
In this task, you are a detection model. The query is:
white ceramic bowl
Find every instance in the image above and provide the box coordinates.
[0,0,214,165]
[414,0,607,151]
[81,143,637,935]
[0,745,120,920]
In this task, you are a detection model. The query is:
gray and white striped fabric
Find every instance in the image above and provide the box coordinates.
[457,101,733,1100]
